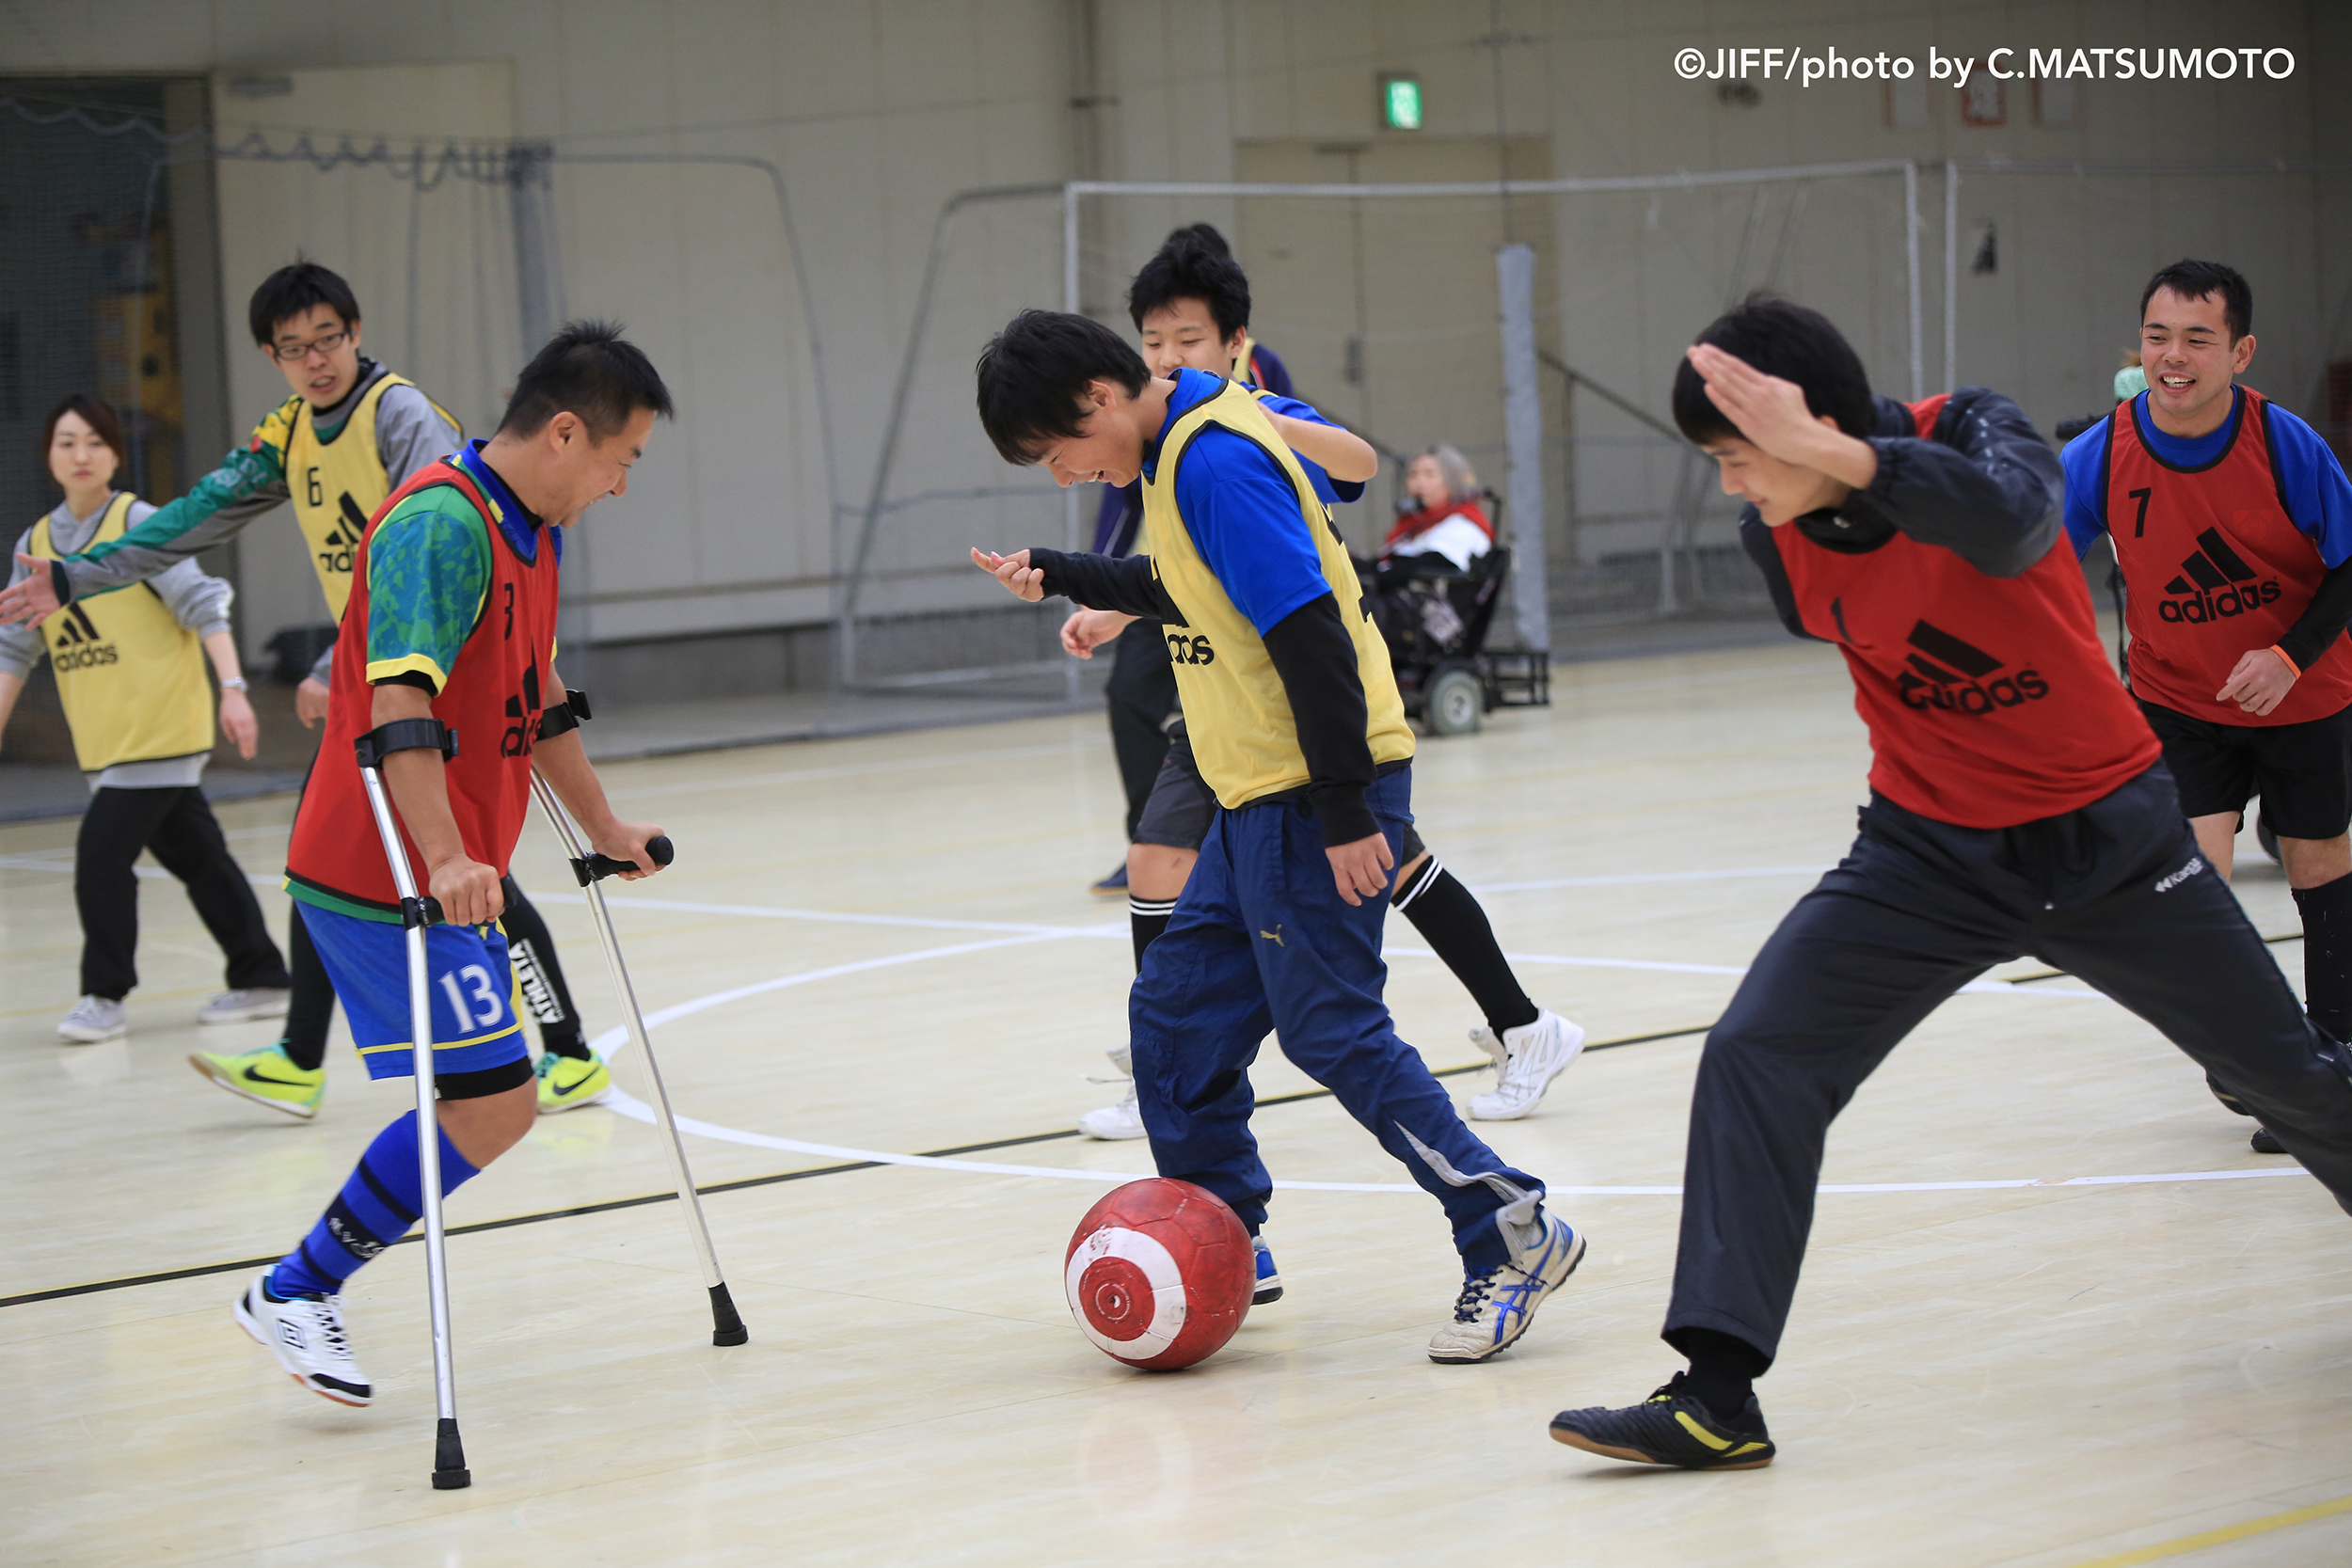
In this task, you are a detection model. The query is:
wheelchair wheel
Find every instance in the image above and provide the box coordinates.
[1425,667,1485,736]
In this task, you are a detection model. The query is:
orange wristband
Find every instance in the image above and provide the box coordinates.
[2268,645,2301,678]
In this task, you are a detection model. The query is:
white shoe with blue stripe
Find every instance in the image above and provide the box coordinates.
[1252,1234,1283,1305]
[1427,1213,1584,1364]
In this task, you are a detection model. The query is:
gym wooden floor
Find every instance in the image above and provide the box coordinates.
[5,637,2348,1567]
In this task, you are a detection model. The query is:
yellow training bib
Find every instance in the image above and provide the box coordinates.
[31,494,213,772]
[1140,378,1413,810]
[269,371,458,619]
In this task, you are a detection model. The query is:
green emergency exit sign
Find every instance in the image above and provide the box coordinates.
[1381,75,1422,130]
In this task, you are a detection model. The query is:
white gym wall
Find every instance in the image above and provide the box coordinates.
[3,0,2346,668]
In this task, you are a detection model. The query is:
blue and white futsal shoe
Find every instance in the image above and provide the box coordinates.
[1427,1213,1586,1364]
[1251,1234,1283,1306]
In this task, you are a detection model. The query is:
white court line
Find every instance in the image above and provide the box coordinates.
[0,855,2195,1000]
[598,1089,2310,1198]
[1391,943,2108,999]
[535,889,1123,941]
[1473,865,1831,893]
[601,740,1083,802]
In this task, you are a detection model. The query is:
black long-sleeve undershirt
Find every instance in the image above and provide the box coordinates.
[1026,546,1177,621]
[1259,593,1379,843]
[2279,558,2352,673]
[1027,546,1381,843]
[1836,389,2064,578]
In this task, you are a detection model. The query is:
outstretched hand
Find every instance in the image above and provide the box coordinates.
[0,556,61,626]
[970,547,1045,602]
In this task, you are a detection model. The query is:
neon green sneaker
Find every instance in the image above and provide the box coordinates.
[535,1051,613,1115]
[189,1042,326,1119]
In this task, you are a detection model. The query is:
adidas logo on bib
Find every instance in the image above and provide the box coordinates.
[1893,621,2048,715]
[47,602,119,671]
[2158,529,2280,623]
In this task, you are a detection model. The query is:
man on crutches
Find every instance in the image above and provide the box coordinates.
[236,324,672,1451]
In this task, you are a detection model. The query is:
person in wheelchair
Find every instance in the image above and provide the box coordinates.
[1371,445,1496,657]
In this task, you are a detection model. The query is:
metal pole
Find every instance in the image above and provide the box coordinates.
[1495,244,1551,650]
[527,776,745,1344]
[355,761,469,1491]
[1904,162,1923,401]
[1063,182,1083,702]
[1944,161,1960,390]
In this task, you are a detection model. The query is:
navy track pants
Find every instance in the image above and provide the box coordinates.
[1666,764,2352,1369]
[1129,764,1545,1272]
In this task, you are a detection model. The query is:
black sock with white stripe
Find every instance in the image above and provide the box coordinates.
[1391,856,1539,1037]
[1129,895,1178,970]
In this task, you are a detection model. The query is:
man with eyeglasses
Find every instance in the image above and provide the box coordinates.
[2,261,616,1122]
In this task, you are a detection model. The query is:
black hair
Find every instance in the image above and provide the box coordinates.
[1126,227,1251,340]
[42,392,127,470]
[976,309,1150,465]
[1164,222,1230,257]
[496,320,675,440]
[1672,292,1875,446]
[247,260,361,346]
[2140,259,2252,341]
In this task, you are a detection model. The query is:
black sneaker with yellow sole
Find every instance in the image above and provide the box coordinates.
[1549,1373,1776,1470]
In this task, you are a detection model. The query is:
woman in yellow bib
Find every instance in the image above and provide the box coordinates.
[0,396,289,1043]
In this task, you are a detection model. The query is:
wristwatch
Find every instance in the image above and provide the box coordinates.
[219,677,249,691]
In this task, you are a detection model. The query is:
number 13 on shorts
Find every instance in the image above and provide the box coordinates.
[437,961,513,1035]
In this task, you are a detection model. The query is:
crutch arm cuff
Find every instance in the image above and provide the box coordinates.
[535,689,593,741]
[355,719,458,770]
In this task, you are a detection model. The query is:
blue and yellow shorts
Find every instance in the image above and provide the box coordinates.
[297,901,530,1082]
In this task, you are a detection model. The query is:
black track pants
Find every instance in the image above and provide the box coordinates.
[1665,764,2352,1370]
[1104,619,1177,841]
[75,784,290,1000]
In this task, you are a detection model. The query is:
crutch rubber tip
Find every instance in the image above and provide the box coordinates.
[709,1282,750,1347]
[432,1418,472,1489]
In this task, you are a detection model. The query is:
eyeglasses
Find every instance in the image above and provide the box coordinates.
[271,328,351,364]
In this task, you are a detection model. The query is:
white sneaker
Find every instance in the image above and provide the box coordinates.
[233,1271,373,1406]
[1469,1009,1586,1121]
[57,995,126,1043]
[1079,1081,1148,1140]
[199,988,292,1024]
[1427,1213,1586,1364]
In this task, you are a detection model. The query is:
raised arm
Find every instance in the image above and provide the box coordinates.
[0,431,290,624]
[1842,388,2063,577]
[1265,409,1378,483]
[972,546,1179,620]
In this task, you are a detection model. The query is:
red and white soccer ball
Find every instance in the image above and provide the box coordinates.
[1064,1178,1254,1371]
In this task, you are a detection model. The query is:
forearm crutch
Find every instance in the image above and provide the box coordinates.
[352,721,472,1492]
[528,768,749,1347]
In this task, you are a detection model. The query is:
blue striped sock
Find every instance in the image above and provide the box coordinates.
[269,1110,481,1299]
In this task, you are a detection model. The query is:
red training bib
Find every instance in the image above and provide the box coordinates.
[2105,386,2351,726]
